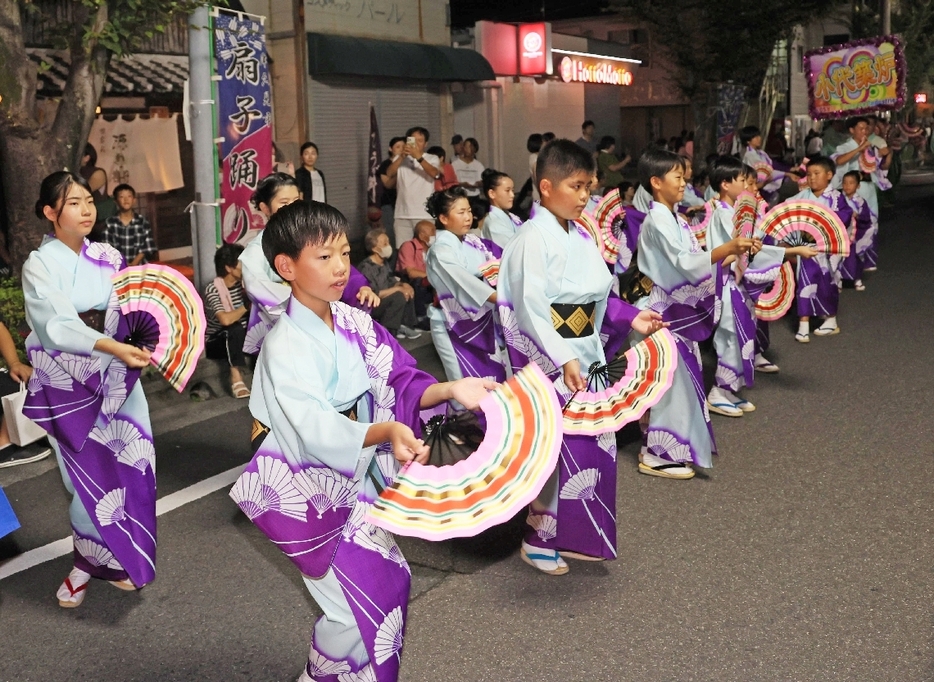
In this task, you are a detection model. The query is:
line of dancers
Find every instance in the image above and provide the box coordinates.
[20,120,885,682]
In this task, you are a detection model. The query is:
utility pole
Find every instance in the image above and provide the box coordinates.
[188,5,218,291]
[882,0,891,34]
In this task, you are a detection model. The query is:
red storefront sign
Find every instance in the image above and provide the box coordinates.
[518,23,552,76]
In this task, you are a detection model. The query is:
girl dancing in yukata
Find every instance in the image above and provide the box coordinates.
[230,201,494,682]
[23,172,155,607]
[425,186,507,384]
[633,150,757,479]
[480,169,522,249]
[497,140,665,575]
[239,173,379,354]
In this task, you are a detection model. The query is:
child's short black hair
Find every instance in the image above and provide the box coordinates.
[846,116,869,131]
[806,156,836,175]
[536,139,596,189]
[742,163,756,180]
[617,181,634,195]
[427,145,446,161]
[739,125,762,147]
[637,149,685,189]
[214,242,244,277]
[113,183,135,199]
[842,170,862,185]
[709,155,745,192]
[263,200,348,275]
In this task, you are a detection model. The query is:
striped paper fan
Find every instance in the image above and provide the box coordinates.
[859,149,878,173]
[366,363,562,541]
[753,161,772,184]
[758,200,849,256]
[755,261,795,321]
[563,329,679,436]
[112,264,206,392]
[593,189,626,264]
[576,210,600,243]
[478,259,500,288]
[689,199,717,249]
[733,192,758,238]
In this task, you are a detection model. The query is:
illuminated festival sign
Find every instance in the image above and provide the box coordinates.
[556,53,634,86]
[804,34,906,119]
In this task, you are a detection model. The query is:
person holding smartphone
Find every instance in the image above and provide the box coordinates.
[383,126,441,248]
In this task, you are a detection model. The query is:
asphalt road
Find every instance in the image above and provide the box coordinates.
[0,185,932,681]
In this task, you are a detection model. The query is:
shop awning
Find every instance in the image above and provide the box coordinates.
[307,33,495,82]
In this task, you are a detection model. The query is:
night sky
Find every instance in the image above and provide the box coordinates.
[449,0,607,28]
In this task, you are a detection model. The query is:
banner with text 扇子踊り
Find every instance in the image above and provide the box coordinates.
[213,8,272,245]
[804,35,906,120]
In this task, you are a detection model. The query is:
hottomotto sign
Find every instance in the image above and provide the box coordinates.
[557,55,633,86]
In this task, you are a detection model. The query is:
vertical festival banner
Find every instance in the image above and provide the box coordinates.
[716,84,746,155]
[366,104,382,208]
[213,9,272,245]
[804,35,907,120]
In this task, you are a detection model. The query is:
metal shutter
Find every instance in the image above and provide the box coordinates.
[309,77,441,242]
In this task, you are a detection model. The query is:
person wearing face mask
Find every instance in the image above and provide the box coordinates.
[358,228,422,339]
[425,187,507,384]
[395,220,436,325]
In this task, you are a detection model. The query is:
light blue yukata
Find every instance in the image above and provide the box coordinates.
[790,188,852,318]
[425,230,506,383]
[707,202,784,391]
[498,205,620,560]
[22,238,155,586]
[231,298,436,682]
[635,203,720,468]
[481,205,523,249]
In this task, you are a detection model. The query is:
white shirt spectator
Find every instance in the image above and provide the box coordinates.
[395,153,441,220]
[309,170,325,203]
[451,157,485,196]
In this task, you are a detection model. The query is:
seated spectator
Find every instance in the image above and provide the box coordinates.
[204,244,251,399]
[618,181,636,206]
[358,228,422,340]
[0,321,51,467]
[102,183,158,266]
[395,219,436,323]
[429,146,459,192]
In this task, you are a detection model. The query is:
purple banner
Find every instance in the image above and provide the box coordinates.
[214,9,272,245]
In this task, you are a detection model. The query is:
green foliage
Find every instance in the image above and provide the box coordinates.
[0,278,28,365]
[614,0,839,96]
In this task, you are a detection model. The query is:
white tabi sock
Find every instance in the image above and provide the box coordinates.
[798,320,809,336]
[821,316,837,330]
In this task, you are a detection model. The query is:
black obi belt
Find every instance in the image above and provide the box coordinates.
[550,302,596,338]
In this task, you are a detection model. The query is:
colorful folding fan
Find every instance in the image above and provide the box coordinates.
[754,261,795,322]
[576,210,600,243]
[859,149,878,174]
[478,259,500,288]
[758,200,849,257]
[689,200,716,249]
[593,189,626,264]
[733,192,759,239]
[753,161,772,184]
[366,363,562,541]
[563,329,678,436]
[111,264,207,392]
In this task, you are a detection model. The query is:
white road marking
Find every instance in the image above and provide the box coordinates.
[0,465,243,581]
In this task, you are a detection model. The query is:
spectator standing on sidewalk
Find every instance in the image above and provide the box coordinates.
[295,142,326,203]
[358,228,422,339]
[383,127,441,248]
[575,120,598,155]
[429,146,460,191]
[451,137,485,196]
[204,243,251,399]
[102,183,158,266]
[378,136,406,244]
[0,321,51,468]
